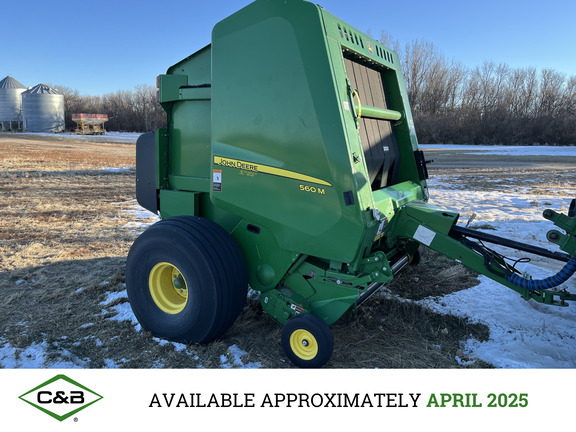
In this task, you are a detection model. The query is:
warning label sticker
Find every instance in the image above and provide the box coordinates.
[213,170,222,192]
[413,225,436,246]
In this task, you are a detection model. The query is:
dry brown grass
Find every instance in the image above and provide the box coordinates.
[1,135,494,369]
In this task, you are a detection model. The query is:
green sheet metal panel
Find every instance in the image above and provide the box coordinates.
[211,0,368,263]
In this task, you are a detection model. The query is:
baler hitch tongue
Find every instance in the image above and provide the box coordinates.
[398,199,576,307]
[476,202,575,303]
[474,201,576,304]
[508,202,576,302]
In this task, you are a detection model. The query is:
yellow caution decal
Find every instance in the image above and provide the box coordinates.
[213,156,333,187]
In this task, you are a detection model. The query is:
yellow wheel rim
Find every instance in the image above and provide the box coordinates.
[289,329,318,360]
[148,262,188,314]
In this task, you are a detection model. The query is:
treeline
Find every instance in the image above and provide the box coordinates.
[56,39,576,144]
[389,38,576,145]
[55,84,166,133]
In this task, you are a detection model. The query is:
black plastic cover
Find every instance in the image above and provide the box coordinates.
[136,132,158,214]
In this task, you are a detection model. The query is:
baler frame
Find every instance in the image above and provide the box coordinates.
[127,0,576,368]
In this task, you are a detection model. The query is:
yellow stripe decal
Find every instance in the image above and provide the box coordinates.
[213,156,333,187]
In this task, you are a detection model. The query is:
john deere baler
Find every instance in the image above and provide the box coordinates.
[127,0,576,367]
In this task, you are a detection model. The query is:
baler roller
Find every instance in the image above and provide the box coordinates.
[354,103,402,121]
[349,86,402,121]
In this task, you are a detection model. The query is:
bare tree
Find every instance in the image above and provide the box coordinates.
[51,40,576,144]
[390,36,576,145]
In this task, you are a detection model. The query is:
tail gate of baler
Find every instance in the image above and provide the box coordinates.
[127,0,576,368]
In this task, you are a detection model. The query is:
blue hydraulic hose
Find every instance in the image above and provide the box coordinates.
[506,256,576,290]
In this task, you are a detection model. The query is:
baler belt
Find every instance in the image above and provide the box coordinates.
[344,56,398,189]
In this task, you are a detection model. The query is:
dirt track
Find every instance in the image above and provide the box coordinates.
[0,136,135,170]
[423,147,576,170]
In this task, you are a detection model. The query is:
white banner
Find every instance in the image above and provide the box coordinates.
[2,369,573,431]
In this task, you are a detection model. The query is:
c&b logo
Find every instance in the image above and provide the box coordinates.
[19,374,103,422]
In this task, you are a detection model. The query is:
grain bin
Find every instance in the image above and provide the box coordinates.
[0,75,27,131]
[21,84,65,132]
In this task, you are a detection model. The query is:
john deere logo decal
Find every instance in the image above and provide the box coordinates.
[367,41,374,55]
[19,374,103,421]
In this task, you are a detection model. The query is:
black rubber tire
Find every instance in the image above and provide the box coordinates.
[281,313,334,368]
[125,216,248,344]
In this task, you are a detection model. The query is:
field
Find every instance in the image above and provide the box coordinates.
[1,134,575,368]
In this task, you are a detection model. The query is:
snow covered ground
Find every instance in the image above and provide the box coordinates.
[1,145,574,368]
[415,145,576,367]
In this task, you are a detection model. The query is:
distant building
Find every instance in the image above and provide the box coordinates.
[0,75,27,131]
[21,84,65,132]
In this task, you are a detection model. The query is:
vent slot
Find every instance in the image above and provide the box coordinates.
[337,24,364,50]
[337,23,392,64]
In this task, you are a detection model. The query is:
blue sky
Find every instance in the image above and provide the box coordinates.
[2,0,575,95]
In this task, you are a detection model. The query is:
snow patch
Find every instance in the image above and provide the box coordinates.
[120,201,159,234]
[0,338,88,369]
[102,166,133,173]
[220,344,262,369]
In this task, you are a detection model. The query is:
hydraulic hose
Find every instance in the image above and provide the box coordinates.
[506,256,576,290]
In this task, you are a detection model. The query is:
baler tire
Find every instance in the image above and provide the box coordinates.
[125,216,248,344]
[281,313,334,368]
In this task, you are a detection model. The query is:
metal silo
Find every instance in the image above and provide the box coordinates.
[21,84,65,132]
[0,75,27,131]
